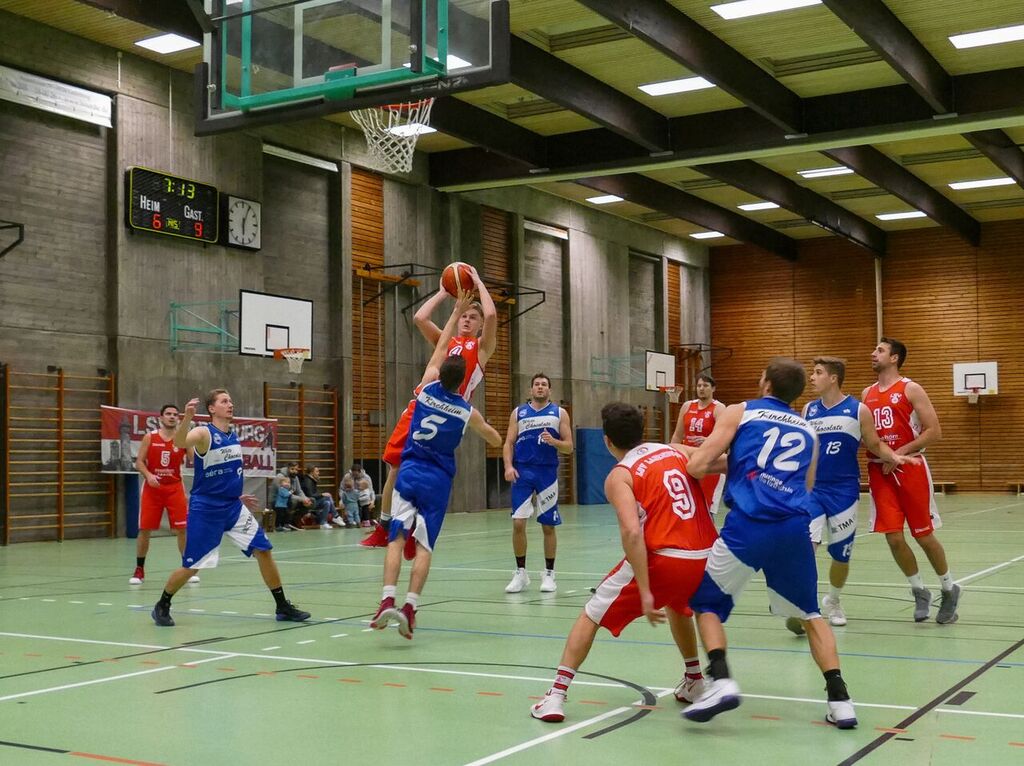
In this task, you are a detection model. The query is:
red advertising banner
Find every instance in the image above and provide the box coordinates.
[100,406,277,478]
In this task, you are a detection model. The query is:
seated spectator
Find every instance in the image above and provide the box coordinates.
[286,462,315,514]
[357,477,375,527]
[340,478,361,528]
[341,463,374,501]
[301,465,343,529]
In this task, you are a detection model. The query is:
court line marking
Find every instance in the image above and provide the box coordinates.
[956,554,1024,586]
[222,529,502,561]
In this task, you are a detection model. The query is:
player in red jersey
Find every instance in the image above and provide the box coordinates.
[863,337,959,624]
[361,265,496,550]
[531,402,722,723]
[671,372,726,514]
[129,404,195,585]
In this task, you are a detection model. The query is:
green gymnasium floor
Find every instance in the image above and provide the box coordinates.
[1,495,1021,766]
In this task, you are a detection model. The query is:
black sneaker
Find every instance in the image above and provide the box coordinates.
[275,601,311,622]
[151,601,174,627]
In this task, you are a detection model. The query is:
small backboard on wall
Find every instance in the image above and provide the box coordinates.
[953,361,998,396]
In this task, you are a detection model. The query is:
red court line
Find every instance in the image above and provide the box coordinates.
[256,671,276,676]
[751,715,781,721]
[383,683,406,688]
[337,678,362,683]
[875,728,908,734]
[69,752,166,766]
[64,656,82,660]
[577,700,606,706]
[477,692,503,697]
[296,675,319,679]
[24,653,42,657]
[430,687,454,692]
[939,734,976,741]
[632,705,661,711]
[139,661,160,666]
[810,720,830,727]
[217,668,236,673]
[1009,742,1024,748]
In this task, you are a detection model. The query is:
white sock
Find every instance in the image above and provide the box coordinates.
[382,585,397,600]
[908,573,925,590]
[938,571,955,592]
[405,591,420,609]
[829,585,843,600]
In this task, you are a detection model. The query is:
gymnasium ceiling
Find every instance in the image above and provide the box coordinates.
[2,0,1024,258]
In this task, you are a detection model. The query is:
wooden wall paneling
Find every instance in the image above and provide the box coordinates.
[667,262,682,426]
[481,207,514,458]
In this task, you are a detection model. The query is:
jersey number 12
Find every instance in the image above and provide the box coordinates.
[757,427,806,471]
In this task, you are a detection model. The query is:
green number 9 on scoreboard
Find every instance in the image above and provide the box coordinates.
[126,167,219,243]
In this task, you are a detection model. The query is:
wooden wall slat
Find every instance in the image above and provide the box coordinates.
[481,207,513,458]
[667,262,682,426]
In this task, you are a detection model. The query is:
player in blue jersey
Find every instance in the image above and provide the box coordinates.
[790,357,911,631]
[501,373,574,594]
[369,305,502,640]
[683,357,857,729]
[150,388,310,627]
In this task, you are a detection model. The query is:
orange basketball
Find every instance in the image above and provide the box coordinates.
[441,261,475,296]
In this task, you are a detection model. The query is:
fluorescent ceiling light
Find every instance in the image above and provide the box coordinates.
[948,177,1016,190]
[638,76,715,96]
[691,231,725,239]
[225,0,244,5]
[585,194,624,204]
[798,166,854,179]
[711,0,822,21]
[386,123,437,137]
[134,33,200,55]
[949,24,1024,50]
[738,201,780,211]
[404,54,473,71]
[876,211,927,221]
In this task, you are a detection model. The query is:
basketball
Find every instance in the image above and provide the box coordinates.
[441,261,475,297]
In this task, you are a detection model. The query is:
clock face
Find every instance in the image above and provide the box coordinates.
[227,197,261,249]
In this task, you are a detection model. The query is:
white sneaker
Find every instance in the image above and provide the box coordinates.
[822,594,847,626]
[505,568,530,593]
[674,675,704,703]
[320,523,332,530]
[330,516,346,528]
[530,691,565,722]
[540,572,557,593]
[682,677,741,723]
[187,575,201,584]
[826,699,858,729]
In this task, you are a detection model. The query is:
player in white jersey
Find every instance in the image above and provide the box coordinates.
[502,373,573,594]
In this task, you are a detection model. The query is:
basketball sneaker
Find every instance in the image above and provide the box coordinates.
[275,601,311,622]
[505,568,530,593]
[330,516,347,528]
[936,584,961,625]
[673,675,704,703]
[396,603,416,640]
[370,597,398,629]
[360,523,389,548]
[682,677,741,723]
[151,601,174,627]
[129,566,144,585]
[530,692,566,722]
[540,571,557,593]
[912,586,932,622]
[403,532,418,561]
[825,699,858,729]
[187,574,201,584]
[785,617,806,635]
[821,595,847,626]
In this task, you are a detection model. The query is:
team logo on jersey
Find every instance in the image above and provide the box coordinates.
[842,409,851,414]
[465,341,475,350]
[890,393,902,404]
[809,405,819,417]
[213,433,222,444]
[636,446,649,455]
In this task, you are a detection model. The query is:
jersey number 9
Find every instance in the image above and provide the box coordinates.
[662,469,696,521]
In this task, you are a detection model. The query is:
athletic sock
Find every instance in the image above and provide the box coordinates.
[829,585,843,600]
[270,586,288,610]
[545,557,555,572]
[158,590,173,607]
[515,555,526,569]
[382,585,397,601]
[938,571,955,592]
[684,656,702,680]
[706,648,730,681]
[551,665,575,696]
[823,669,850,701]
[136,557,146,568]
[378,514,391,525]
[404,592,420,610]
[907,573,925,590]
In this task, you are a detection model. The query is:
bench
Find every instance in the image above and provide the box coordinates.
[932,481,956,496]
[1008,481,1024,496]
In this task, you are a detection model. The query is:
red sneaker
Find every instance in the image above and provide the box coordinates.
[359,523,389,548]
[396,603,416,640]
[370,597,398,630]
[129,566,144,585]
[403,531,418,561]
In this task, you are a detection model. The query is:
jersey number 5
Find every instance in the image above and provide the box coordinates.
[757,427,806,471]
[412,414,447,442]
[662,469,695,521]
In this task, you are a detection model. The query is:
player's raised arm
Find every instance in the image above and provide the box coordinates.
[420,294,473,387]
[670,443,728,475]
[471,266,499,363]
[468,408,502,448]
[173,398,210,454]
[605,468,662,626]
[413,286,451,347]
[502,408,519,482]
[686,402,744,479]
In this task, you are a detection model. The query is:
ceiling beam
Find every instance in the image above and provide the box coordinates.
[963,130,1024,188]
[75,0,202,39]
[823,146,980,245]
[577,175,798,261]
[430,98,547,167]
[696,160,887,255]
[509,37,670,151]
[578,0,803,133]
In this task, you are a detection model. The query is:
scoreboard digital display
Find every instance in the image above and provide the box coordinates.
[126,167,219,243]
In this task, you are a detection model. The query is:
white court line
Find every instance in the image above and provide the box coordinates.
[0,632,166,650]
[296,639,316,645]
[0,653,236,703]
[956,553,1024,586]
[331,634,348,638]
[261,646,280,651]
[224,529,501,561]
[956,500,1024,518]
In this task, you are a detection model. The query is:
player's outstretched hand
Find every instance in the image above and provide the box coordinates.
[640,590,665,626]
[240,494,260,512]
[183,398,199,418]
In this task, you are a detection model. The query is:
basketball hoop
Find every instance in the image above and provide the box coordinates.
[659,386,685,404]
[967,387,980,405]
[351,98,436,174]
[274,348,309,374]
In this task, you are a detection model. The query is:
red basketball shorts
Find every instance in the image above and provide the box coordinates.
[139,481,188,530]
[868,458,941,538]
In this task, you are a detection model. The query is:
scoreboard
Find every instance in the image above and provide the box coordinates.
[125,167,219,243]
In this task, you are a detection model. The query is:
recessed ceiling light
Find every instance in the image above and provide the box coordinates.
[403,54,473,71]
[225,0,244,5]
[876,211,927,220]
[711,0,822,21]
[134,33,201,55]
[948,177,1016,190]
[797,166,854,179]
[949,24,1024,50]
[691,231,726,239]
[386,123,437,137]
[738,201,780,211]
[585,195,624,204]
[638,77,715,96]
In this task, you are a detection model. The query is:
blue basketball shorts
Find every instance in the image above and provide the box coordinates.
[182,498,272,569]
[388,459,453,552]
[510,464,561,526]
[689,510,819,622]
[808,487,859,564]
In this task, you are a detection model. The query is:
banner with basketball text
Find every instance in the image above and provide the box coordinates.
[100,406,278,478]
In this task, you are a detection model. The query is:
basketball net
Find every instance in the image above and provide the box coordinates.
[967,387,980,405]
[659,386,684,404]
[351,98,435,174]
[275,348,308,374]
